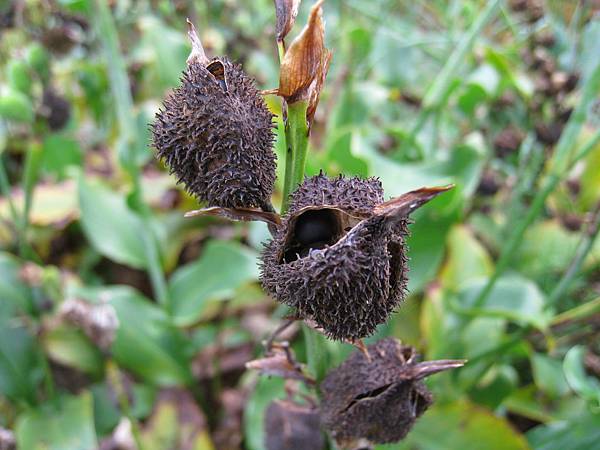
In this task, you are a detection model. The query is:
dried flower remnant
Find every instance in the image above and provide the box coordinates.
[320,338,465,447]
[274,0,302,42]
[246,341,315,384]
[261,173,452,341]
[152,21,276,211]
[278,0,331,126]
[59,298,119,351]
[265,399,324,450]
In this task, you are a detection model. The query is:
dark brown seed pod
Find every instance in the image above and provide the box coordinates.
[40,88,71,131]
[320,338,465,447]
[265,399,324,450]
[151,22,276,210]
[260,173,452,341]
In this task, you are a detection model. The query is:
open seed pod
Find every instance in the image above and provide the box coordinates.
[260,173,452,341]
[151,21,276,210]
[320,338,465,447]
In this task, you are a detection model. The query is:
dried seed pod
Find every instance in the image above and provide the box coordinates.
[152,22,276,210]
[320,338,465,447]
[265,399,324,450]
[260,173,451,341]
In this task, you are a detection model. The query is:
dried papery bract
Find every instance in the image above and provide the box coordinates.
[274,0,302,42]
[59,298,119,351]
[260,173,453,341]
[320,338,465,447]
[265,399,324,450]
[279,0,330,127]
[151,20,276,210]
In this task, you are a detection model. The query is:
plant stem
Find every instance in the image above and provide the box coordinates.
[280,101,310,214]
[94,0,170,309]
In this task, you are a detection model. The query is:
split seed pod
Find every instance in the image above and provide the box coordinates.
[320,338,465,447]
[265,399,324,450]
[152,21,276,210]
[260,173,452,341]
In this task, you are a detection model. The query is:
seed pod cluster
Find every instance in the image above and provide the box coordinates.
[152,27,276,210]
[261,174,450,341]
[320,338,464,447]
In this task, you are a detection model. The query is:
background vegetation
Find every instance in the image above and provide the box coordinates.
[1,0,600,449]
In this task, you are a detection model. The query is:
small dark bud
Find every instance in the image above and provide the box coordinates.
[265,399,324,450]
[477,169,501,197]
[493,127,523,157]
[320,338,465,447]
[152,21,276,210]
[40,88,71,131]
[260,173,452,341]
[535,122,563,146]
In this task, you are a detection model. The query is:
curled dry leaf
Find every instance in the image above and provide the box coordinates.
[245,343,315,384]
[274,0,302,42]
[279,0,330,126]
[59,298,119,351]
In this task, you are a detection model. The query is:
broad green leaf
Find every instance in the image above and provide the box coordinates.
[0,252,32,317]
[42,325,104,376]
[456,275,550,329]
[78,177,147,269]
[469,364,518,410]
[527,411,600,450]
[440,224,493,290]
[16,392,98,450]
[73,286,192,386]
[385,400,530,450]
[169,240,259,326]
[41,135,82,179]
[244,376,285,450]
[563,346,600,406]
[531,353,569,399]
[0,318,41,403]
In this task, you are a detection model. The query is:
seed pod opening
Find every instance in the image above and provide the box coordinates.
[265,399,324,450]
[260,173,451,341]
[151,23,276,210]
[320,338,465,446]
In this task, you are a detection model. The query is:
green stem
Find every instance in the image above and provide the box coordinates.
[94,0,170,309]
[280,101,310,214]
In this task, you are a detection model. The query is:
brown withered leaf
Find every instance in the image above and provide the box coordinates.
[279,0,327,102]
[246,344,315,384]
[274,0,302,41]
[306,48,332,125]
[373,184,454,217]
[186,19,209,65]
[184,206,281,225]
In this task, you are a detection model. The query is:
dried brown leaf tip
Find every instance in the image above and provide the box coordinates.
[279,0,330,126]
[152,20,276,210]
[320,338,465,448]
[274,0,302,42]
[260,173,452,341]
[265,399,324,450]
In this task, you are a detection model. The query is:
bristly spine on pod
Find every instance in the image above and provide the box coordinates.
[151,20,276,211]
[260,173,453,341]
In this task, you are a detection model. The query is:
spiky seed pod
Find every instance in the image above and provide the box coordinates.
[265,399,324,450]
[152,24,276,210]
[260,173,451,341]
[320,338,465,447]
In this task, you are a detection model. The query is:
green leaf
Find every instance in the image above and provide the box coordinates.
[456,275,550,329]
[0,252,33,317]
[385,400,530,450]
[531,353,569,399]
[15,392,98,450]
[73,286,192,386]
[244,376,285,450]
[78,177,147,269]
[41,135,83,179]
[42,325,104,376]
[169,240,259,326]
[527,411,600,450]
[563,346,600,406]
[0,318,41,403]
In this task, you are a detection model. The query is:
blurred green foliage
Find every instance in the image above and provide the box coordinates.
[1,0,600,449]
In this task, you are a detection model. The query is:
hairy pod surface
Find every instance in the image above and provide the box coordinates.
[152,57,276,210]
[320,338,463,446]
[260,174,409,341]
[264,399,324,450]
